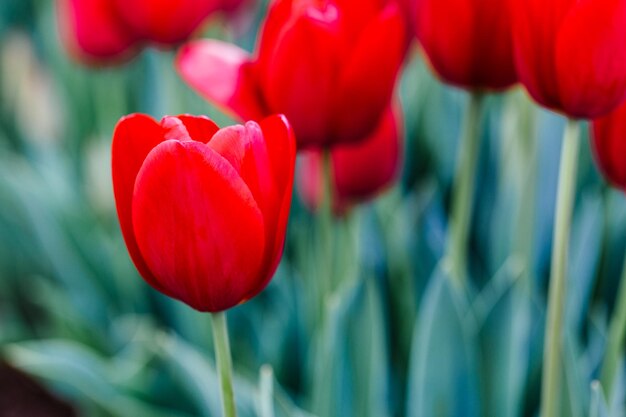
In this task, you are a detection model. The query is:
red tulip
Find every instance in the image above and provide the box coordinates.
[297,106,402,213]
[110,0,232,44]
[111,113,296,312]
[57,0,138,63]
[177,0,408,148]
[511,0,626,118]
[58,0,249,64]
[592,102,626,190]
[415,0,517,90]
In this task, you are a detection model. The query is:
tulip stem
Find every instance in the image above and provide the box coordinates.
[320,150,335,296]
[541,119,581,417]
[446,92,485,287]
[600,246,626,398]
[211,312,238,417]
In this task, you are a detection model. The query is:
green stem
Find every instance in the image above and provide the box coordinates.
[600,248,626,398]
[445,92,485,287]
[211,312,237,417]
[319,150,335,297]
[540,119,581,417]
[514,98,538,294]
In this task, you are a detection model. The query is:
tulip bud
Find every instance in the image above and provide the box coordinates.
[111,113,296,311]
[511,0,626,118]
[592,102,626,190]
[415,0,517,90]
[297,106,402,214]
[57,0,138,63]
[177,0,408,148]
[58,0,249,65]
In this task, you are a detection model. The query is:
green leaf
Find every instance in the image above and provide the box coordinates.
[590,381,610,417]
[406,263,480,417]
[2,339,193,417]
[158,331,316,417]
[310,277,390,417]
[475,258,534,417]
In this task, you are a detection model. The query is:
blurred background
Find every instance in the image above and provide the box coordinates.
[0,0,625,416]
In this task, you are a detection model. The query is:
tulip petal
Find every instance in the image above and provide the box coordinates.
[255,0,295,68]
[111,0,220,44]
[260,115,297,199]
[330,0,384,47]
[176,115,220,143]
[208,122,275,217]
[207,115,296,300]
[132,140,266,312]
[511,0,574,110]
[297,106,401,213]
[111,114,172,295]
[333,105,401,208]
[333,4,405,143]
[250,115,297,297]
[592,103,626,189]
[57,0,138,64]
[555,0,626,118]
[260,8,341,147]
[176,40,265,122]
[416,0,516,89]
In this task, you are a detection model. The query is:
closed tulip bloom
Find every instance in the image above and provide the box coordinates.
[111,113,296,312]
[110,0,236,44]
[297,106,402,213]
[177,0,407,148]
[58,0,249,64]
[512,0,626,118]
[592,102,626,189]
[415,0,517,90]
[58,0,138,63]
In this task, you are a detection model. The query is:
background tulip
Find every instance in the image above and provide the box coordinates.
[57,0,138,63]
[592,102,626,190]
[511,0,626,118]
[110,0,242,44]
[111,113,296,312]
[297,106,402,213]
[58,0,249,64]
[177,0,408,148]
[415,0,517,90]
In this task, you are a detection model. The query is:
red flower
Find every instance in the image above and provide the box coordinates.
[511,0,626,118]
[111,113,296,312]
[58,0,138,63]
[57,0,248,64]
[592,102,626,190]
[297,106,402,213]
[415,0,517,90]
[176,0,408,148]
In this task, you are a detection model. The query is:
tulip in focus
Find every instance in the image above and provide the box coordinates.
[415,0,517,90]
[177,0,408,148]
[297,106,402,214]
[58,0,249,64]
[111,113,296,312]
[592,102,626,190]
[511,0,626,118]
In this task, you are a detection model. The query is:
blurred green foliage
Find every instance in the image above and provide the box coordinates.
[0,1,625,416]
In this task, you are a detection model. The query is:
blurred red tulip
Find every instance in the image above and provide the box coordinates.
[415,0,517,90]
[110,0,232,44]
[297,106,402,214]
[111,113,296,312]
[592,102,626,190]
[58,0,138,63]
[58,0,249,64]
[177,0,408,148]
[512,0,626,118]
